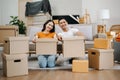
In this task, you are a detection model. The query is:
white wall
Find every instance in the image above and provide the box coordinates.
[0,0,18,25]
[82,0,120,31]
[33,0,82,15]
[50,0,82,15]
[0,0,120,31]
[0,0,82,25]
[0,0,2,25]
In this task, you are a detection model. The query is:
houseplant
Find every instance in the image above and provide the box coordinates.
[9,16,26,34]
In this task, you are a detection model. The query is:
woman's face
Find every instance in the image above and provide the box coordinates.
[45,21,54,32]
[59,19,68,30]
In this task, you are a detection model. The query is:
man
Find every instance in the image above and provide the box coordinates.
[56,18,84,65]
[58,18,84,40]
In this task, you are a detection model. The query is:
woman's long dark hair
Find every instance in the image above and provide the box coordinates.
[41,20,55,32]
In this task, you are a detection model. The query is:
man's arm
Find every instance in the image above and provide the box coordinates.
[54,33,62,41]
[75,31,84,36]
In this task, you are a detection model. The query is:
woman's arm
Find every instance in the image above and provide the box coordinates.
[32,35,38,43]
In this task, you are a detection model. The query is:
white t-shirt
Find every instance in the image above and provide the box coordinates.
[58,28,79,38]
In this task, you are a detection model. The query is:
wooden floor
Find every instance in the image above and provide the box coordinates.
[0,69,120,80]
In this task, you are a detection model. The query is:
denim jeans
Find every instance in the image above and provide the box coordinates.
[38,55,56,68]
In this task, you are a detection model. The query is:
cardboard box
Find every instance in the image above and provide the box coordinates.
[4,37,29,54]
[0,25,18,43]
[53,20,58,24]
[2,53,28,77]
[72,60,88,72]
[36,38,57,55]
[88,48,114,70]
[94,38,111,49]
[27,13,51,26]
[62,36,85,57]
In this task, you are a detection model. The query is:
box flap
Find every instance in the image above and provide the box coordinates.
[5,37,29,41]
[2,53,27,61]
[36,38,58,42]
[62,36,85,41]
[89,48,114,53]
[0,25,18,30]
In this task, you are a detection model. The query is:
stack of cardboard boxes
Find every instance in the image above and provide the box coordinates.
[2,36,29,77]
[67,37,89,73]
[88,38,114,70]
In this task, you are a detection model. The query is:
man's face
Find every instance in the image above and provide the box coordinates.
[59,19,68,30]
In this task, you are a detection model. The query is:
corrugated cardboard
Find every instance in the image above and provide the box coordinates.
[94,38,111,49]
[0,25,18,43]
[72,60,88,72]
[53,20,58,24]
[27,13,51,26]
[4,37,29,54]
[36,38,57,55]
[2,53,28,77]
[62,36,85,57]
[88,48,114,70]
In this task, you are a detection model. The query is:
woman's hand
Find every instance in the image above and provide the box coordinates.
[58,36,62,41]
[32,35,38,43]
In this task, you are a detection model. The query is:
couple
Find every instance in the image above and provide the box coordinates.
[33,18,84,68]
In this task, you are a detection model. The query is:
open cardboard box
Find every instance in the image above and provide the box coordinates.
[62,36,85,57]
[36,38,58,55]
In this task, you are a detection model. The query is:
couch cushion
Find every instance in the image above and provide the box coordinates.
[27,26,43,41]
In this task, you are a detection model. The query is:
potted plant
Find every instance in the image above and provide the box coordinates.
[9,16,26,34]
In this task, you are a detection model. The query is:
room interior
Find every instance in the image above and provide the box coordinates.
[0,0,120,80]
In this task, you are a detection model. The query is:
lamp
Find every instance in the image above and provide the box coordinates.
[100,9,110,20]
[99,9,110,32]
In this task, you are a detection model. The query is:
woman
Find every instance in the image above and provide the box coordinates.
[32,20,58,68]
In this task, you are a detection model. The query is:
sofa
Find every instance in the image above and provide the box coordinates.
[27,24,95,54]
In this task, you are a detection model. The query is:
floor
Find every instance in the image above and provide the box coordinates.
[0,47,120,80]
[0,67,120,80]
[28,55,120,70]
[0,55,120,80]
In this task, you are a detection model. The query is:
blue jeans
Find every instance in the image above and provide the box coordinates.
[38,55,56,68]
